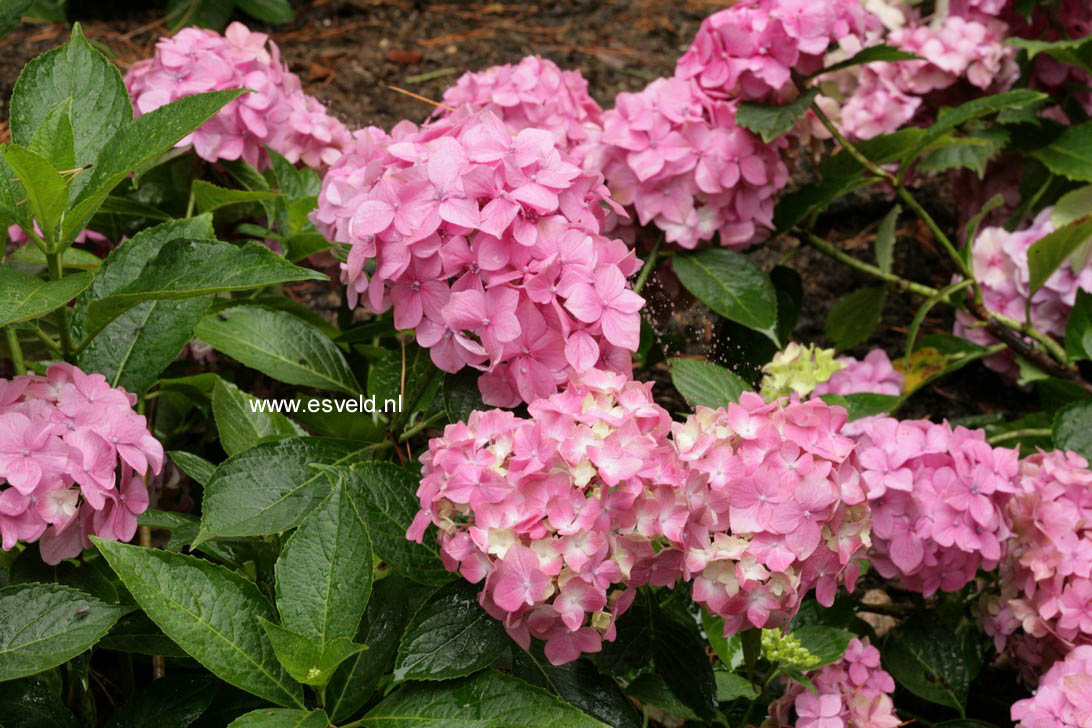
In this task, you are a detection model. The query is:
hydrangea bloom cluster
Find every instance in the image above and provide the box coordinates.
[982,450,1092,680]
[7,223,109,249]
[674,0,874,104]
[311,108,642,406]
[125,22,352,169]
[407,370,686,665]
[585,76,789,248]
[437,56,603,155]
[759,342,845,401]
[853,417,1018,596]
[841,14,1018,139]
[764,638,900,728]
[671,394,870,634]
[1011,644,1092,727]
[954,208,1092,380]
[0,364,163,565]
[812,349,904,398]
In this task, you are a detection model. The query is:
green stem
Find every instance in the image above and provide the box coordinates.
[988,309,1070,365]
[633,237,662,295]
[399,411,445,442]
[802,233,939,298]
[4,327,25,375]
[33,326,63,356]
[988,428,1052,445]
[185,188,196,219]
[46,253,74,360]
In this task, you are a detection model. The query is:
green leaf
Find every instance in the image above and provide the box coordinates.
[715,671,758,702]
[103,674,217,728]
[9,23,131,196]
[593,589,653,677]
[28,98,75,172]
[512,646,641,728]
[342,462,454,586]
[191,180,281,214]
[651,609,716,720]
[0,0,32,39]
[258,619,365,687]
[875,204,900,274]
[0,582,128,681]
[83,239,325,340]
[825,286,887,350]
[0,265,93,327]
[362,670,609,727]
[97,195,172,221]
[99,612,188,658]
[624,674,700,721]
[63,89,248,245]
[226,709,328,728]
[0,677,77,728]
[195,437,368,544]
[1033,122,1092,182]
[791,626,852,668]
[1053,401,1092,461]
[702,610,743,670]
[73,216,216,394]
[274,474,373,645]
[8,244,101,271]
[213,377,305,457]
[195,305,359,395]
[772,265,804,344]
[771,174,874,233]
[93,538,306,708]
[735,89,818,143]
[1,144,69,245]
[1027,216,1092,298]
[821,129,926,178]
[235,0,295,24]
[819,392,902,421]
[816,44,920,76]
[917,131,1009,178]
[1009,34,1092,74]
[394,580,508,683]
[1066,290,1092,362]
[673,248,778,341]
[168,451,216,487]
[1053,185,1092,274]
[670,358,751,408]
[442,368,486,424]
[883,615,968,713]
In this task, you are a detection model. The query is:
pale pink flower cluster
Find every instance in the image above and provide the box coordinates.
[674,0,874,103]
[7,223,109,248]
[407,370,686,665]
[983,450,1092,680]
[585,76,789,248]
[0,364,163,565]
[954,208,1092,380]
[841,14,1018,139]
[854,417,1019,596]
[125,22,352,170]
[1012,644,1092,727]
[812,349,904,398]
[438,56,603,155]
[311,108,642,407]
[765,638,900,728]
[672,394,870,633]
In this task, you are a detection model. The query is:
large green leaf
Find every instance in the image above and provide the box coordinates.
[93,538,306,708]
[1,144,68,245]
[791,626,852,668]
[191,180,281,214]
[670,358,751,409]
[0,265,93,327]
[1027,216,1092,298]
[735,89,818,143]
[62,89,247,244]
[82,239,325,340]
[1009,34,1092,73]
[0,583,128,681]
[883,616,968,713]
[195,305,359,395]
[195,437,368,544]
[212,377,305,457]
[651,608,716,720]
[875,204,900,274]
[362,670,609,727]
[1034,123,1092,183]
[1053,401,1092,462]
[103,674,217,728]
[258,619,365,687]
[235,0,294,23]
[226,709,328,728]
[342,462,454,586]
[825,286,887,350]
[394,580,508,683]
[275,475,373,645]
[512,647,642,728]
[672,248,778,341]
[0,677,77,728]
[9,23,131,197]
[29,98,75,173]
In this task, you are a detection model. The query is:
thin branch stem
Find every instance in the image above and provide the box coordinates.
[33,326,62,356]
[988,428,1052,445]
[399,412,445,442]
[634,237,662,294]
[46,253,74,360]
[4,327,25,375]
[802,233,939,298]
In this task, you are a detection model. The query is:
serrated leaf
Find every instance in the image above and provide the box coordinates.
[213,377,305,457]
[394,580,508,683]
[875,204,900,274]
[362,669,609,727]
[1033,122,1092,182]
[103,675,217,728]
[274,475,372,645]
[195,437,368,544]
[883,616,968,712]
[735,89,818,143]
[825,286,887,350]
[1053,401,1092,461]
[258,619,365,687]
[28,98,75,172]
[791,626,852,668]
[1,144,68,245]
[0,265,93,327]
[672,248,778,341]
[715,671,758,702]
[512,646,641,728]
[1027,216,1092,298]
[168,451,216,487]
[226,709,328,728]
[191,180,281,214]
[670,358,751,409]
[93,538,306,708]
[1009,34,1092,74]
[82,239,325,341]
[917,131,1009,178]
[195,305,359,395]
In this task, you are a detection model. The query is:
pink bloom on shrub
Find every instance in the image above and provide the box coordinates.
[0,364,163,563]
[812,349,904,398]
[1013,644,1092,727]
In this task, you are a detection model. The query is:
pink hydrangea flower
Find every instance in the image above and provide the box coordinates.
[0,364,163,564]
[125,22,352,169]
[671,394,870,634]
[812,349,904,398]
[312,108,641,406]
[8,223,109,249]
[765,637,900,728]
[854,416,1018,596]
[1012,644,1092,727]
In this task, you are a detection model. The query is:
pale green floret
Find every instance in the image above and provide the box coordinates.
[759,342,845,402]
[760,628,821,669]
